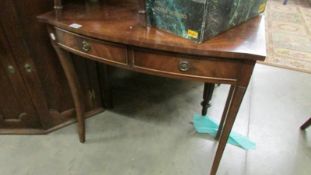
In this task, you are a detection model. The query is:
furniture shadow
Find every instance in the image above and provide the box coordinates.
[108,68,203,124]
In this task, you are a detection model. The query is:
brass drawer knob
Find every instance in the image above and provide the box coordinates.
[81,40,91,52]
[179,60,190,72]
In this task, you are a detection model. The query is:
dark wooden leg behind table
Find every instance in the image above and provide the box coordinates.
[52,42,86,143]
[201,83,236,141]
[201,83,215,116]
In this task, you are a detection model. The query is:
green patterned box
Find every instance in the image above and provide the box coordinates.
[146,0,267,43]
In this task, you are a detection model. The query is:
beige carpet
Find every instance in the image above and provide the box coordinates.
[262,0,311,73]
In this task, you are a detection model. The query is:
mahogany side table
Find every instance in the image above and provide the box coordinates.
[38,2,266,174]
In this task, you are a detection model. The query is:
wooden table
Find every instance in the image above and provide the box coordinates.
[38,2,266,174]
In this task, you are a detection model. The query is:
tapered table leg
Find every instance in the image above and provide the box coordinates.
[201,83,215,116]
[210,85,247,175]
[52,42,86,143]
[215,86,235,140]
[300,117,311,130]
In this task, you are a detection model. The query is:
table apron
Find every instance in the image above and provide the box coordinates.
[52,28,249,85]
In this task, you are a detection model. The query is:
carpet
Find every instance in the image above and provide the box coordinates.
[262,0,311,73]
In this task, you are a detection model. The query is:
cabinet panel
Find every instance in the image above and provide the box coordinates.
[0,26,41,128]
[72,54,103,112]
[0,0,104,131]
[14,0,103,127]
[0,0,51,128]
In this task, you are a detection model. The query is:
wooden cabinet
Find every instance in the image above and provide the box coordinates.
[0,0,104,133]
[0,27,42,129]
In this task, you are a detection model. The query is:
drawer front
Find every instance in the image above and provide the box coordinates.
[132,49,241,80]
[54,28,127,65]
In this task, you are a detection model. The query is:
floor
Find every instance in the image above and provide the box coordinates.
[0,64,310,175]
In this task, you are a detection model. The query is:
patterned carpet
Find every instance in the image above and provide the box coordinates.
[262,0,311,73]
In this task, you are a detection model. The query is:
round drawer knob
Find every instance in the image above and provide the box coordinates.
[81,40,91,52]
[179,60,190,72]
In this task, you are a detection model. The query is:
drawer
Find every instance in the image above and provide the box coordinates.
[54,28,127,65]
[132,49,241,80]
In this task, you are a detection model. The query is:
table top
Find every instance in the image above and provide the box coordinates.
[38,2,266,61]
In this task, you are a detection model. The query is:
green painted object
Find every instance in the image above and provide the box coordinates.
[193,114,256,150]
[146,0,267,43]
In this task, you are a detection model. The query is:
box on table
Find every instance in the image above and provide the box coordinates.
[145,0,267,43]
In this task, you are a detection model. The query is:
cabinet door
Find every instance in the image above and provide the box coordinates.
[0,26,42,129]
[0,0,103,130]
[0,0,52,129]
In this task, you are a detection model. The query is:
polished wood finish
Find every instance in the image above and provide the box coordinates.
[0,0,104,133]
[216,85,235,140]
[0,25,42,129]
[55,28,128,65]
[211,86,248,175]
[0,0,50,129]
[51,41,85,143]
[132,49,242,82]
[39,1,266,175]
[38,2,266,61]
[300,117,311,130]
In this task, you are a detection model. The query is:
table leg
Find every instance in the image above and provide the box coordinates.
[215,86,235,140]
[210,85,247,175]
[300,117,311,130]
[201,83,215,116]
[52,42,86,143]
